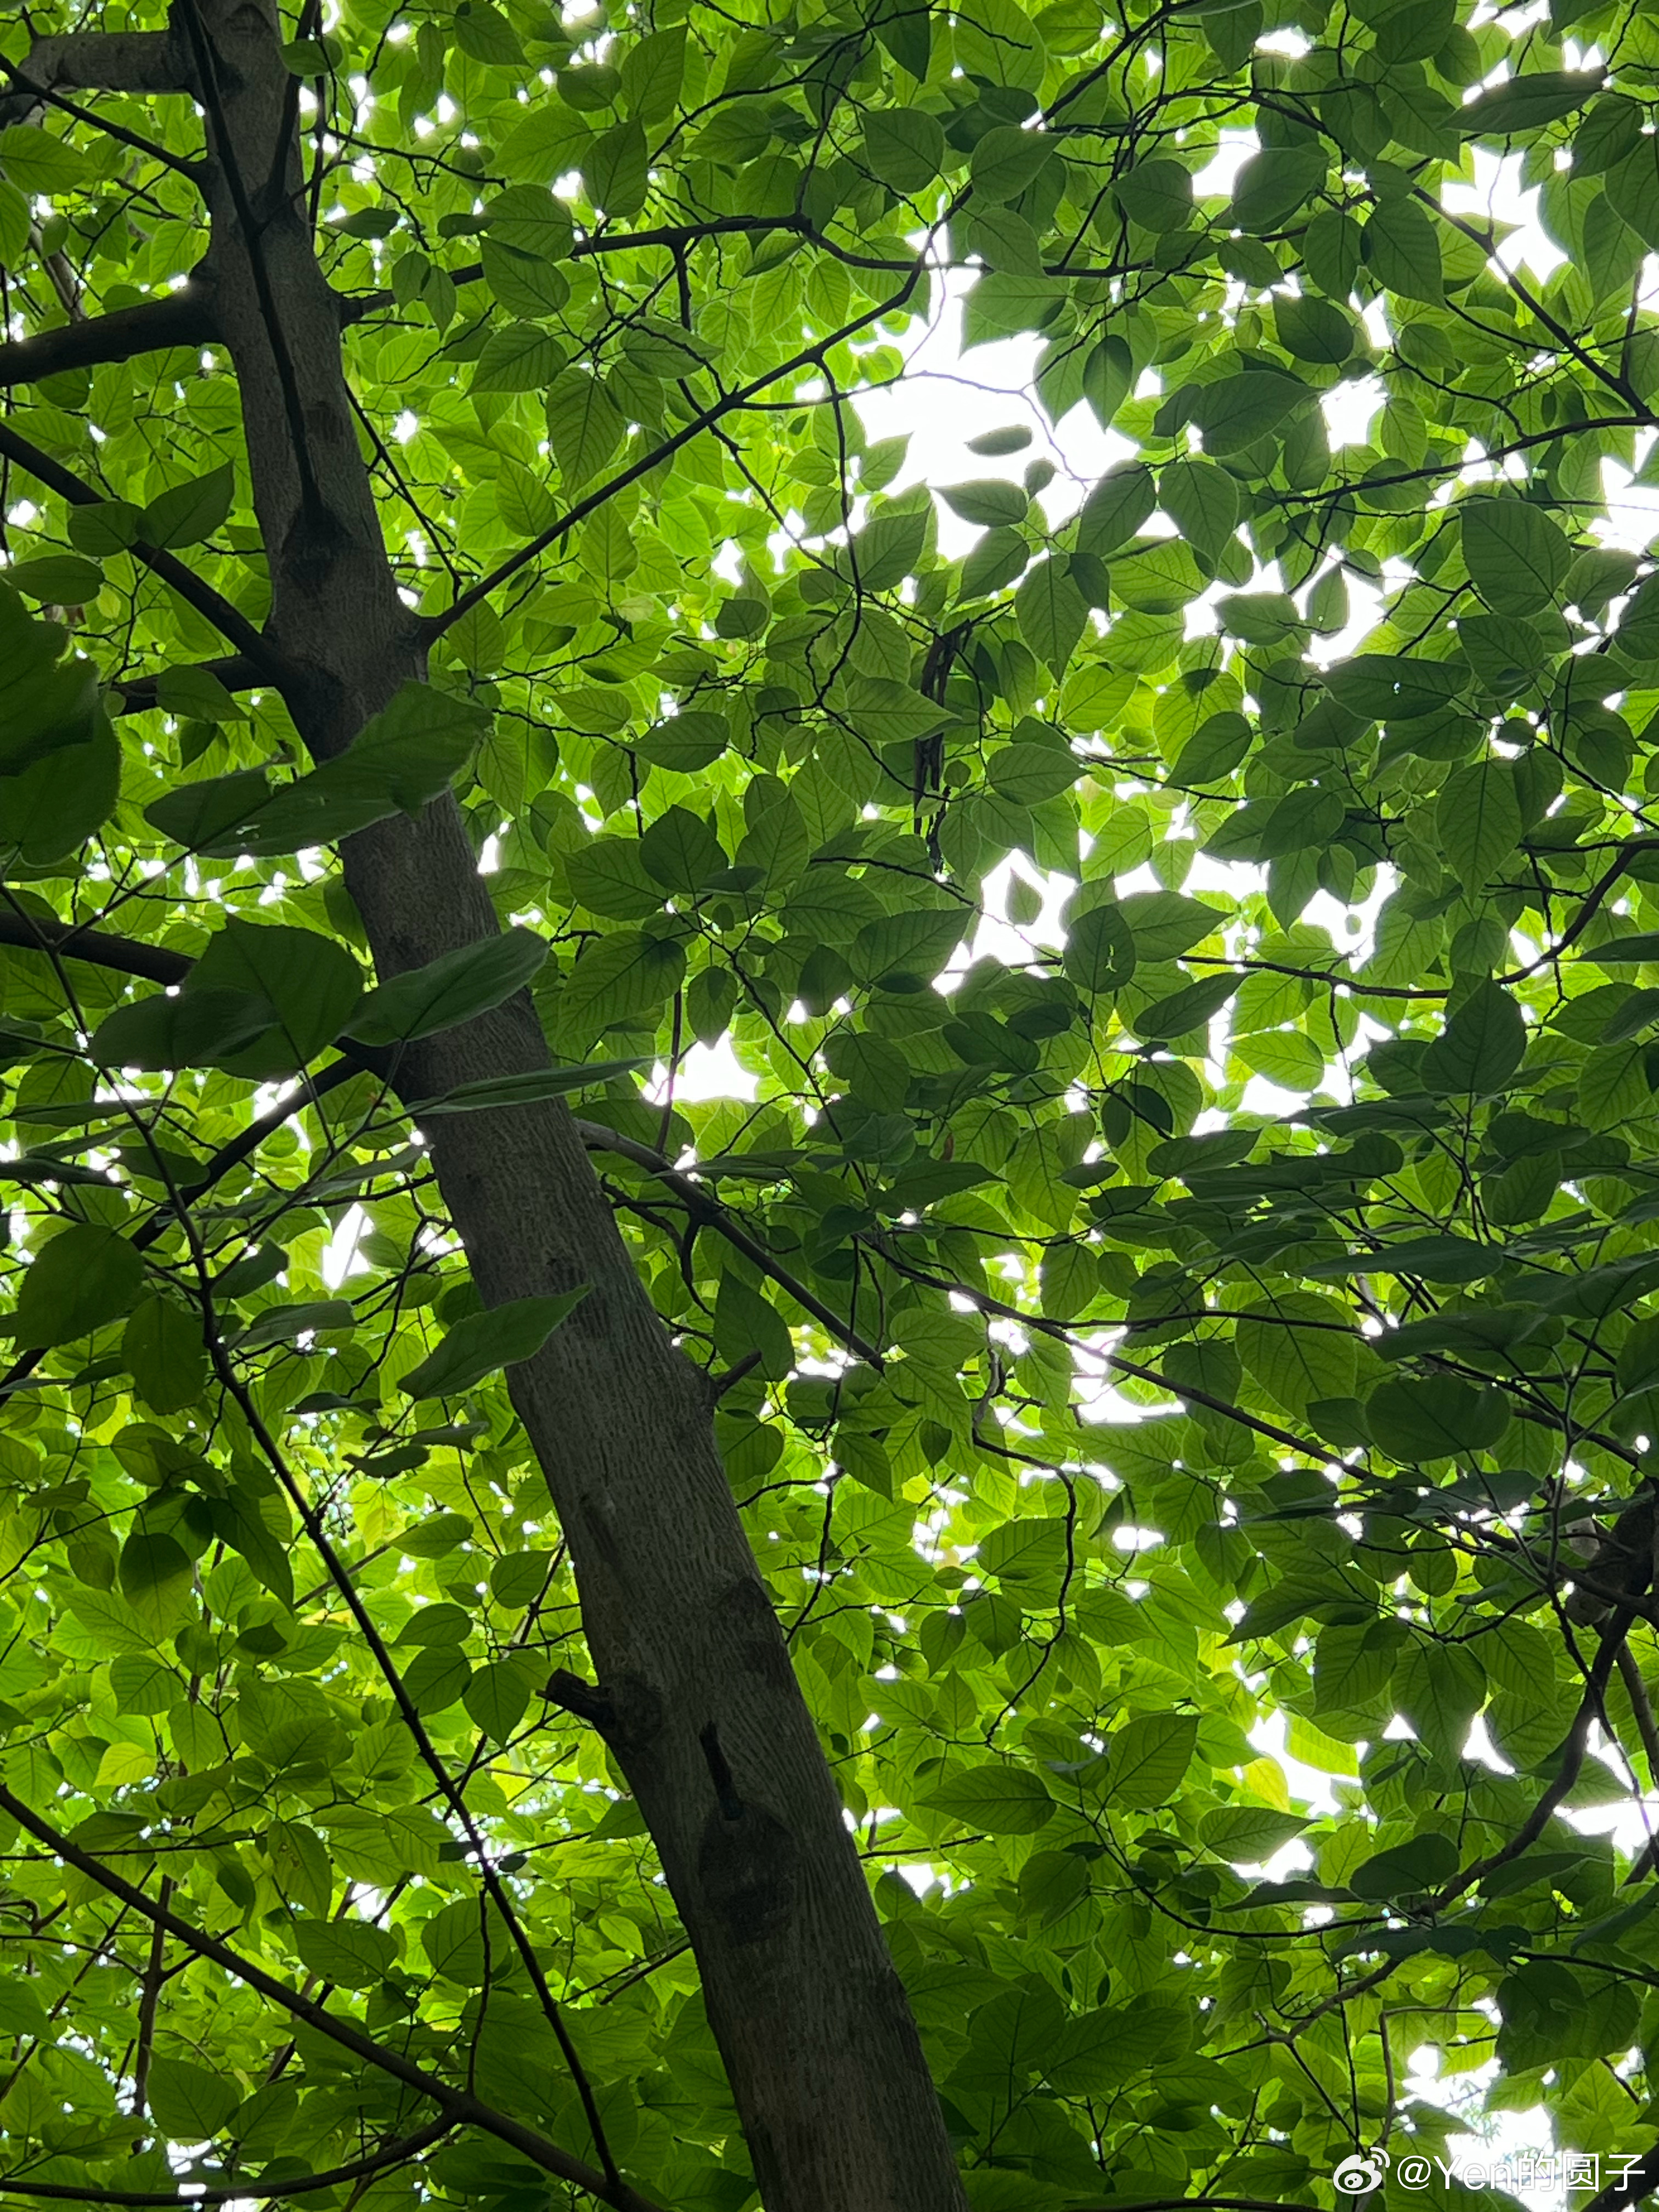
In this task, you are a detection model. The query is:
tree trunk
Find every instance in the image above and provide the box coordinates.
[174,3,969,2206]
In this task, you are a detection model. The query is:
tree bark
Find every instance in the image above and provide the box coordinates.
[114,4,972,2207]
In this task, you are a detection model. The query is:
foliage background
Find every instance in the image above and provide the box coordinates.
[8,0,1659,2205]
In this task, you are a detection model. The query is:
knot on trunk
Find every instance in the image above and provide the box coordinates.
[696,1723,798,1947]
[543,1667,662,1753]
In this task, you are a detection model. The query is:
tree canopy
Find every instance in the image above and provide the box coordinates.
[9,0,1659,2206]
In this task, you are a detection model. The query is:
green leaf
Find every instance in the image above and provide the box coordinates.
[978,1516,1068,1589]
[1135,972,1239,1040]
[620,26,686,121]
[1462,69,1600,137]
[714,1273,795,1380]
[585,118,648,218]
[1420,979,1527,1094]
[961,526,1030,597]
[545,368,627,485]
[969,125,1056,202]
[1573,93,1644,176]
[988,740,1081,805]
[849,908,967,988]
[1436,759,1522,888]
[333,204,401,239]
[1189,371,1309,456]
[1198,1806,1310,1859]
[939,479,1029,528]
[564,837,663,918]
[1461,497,1572,614]
[637,710,729,772]
[281,36,336,73]
[1173,710,1252,783]
[1234,1292,1357,1416]
[481,237,571,319]
[966,204,1045,274]
[1361,199,1443,301]
[924,1763,1057,1833]
[187,919,364,1080]
[1075,463,1156,556]
[141,465,235,550]
[486,183,575,261]
[66,499,142,557]
[1229,146,1327,232]
[146,2056,240,2140]
[464,1658,533,1741]
[864,109,945,193]
[1120,890,1227,960]
[3,702,120,860]
[1159,458,1239,565]
[1459,612,1544,696]
[853,506,928,588]
[293,1919,397,1989]
[352,929,548,1045]
[7,554,103,604]
[490,1550,554,1607]
[0,124,88,195]
[118,1532,193,1635]
[398,1288,589,1397]
[640,805,725,893]
[1322,652,1465,721]
[237,1300,355,1350]
[1064,902,1137,992]
[154,664,250,723]
[1348,1830,1460,1898]
[453,0,524,63]
[472,323,565,394]
[145,683,487,856]
[9,1224,143,1347]
[1272,292,1356,364]
[1367,1375,1509,1459]
[0,179,25,268]
[1396,1645,1487,1766]
[1108,1711,1198,1807]
[122,1295,206,1415]
[1014,556,1088,672]
[1115,157,1194,232]
[1584,933,1659,965]
[91,986,282,1075]
[558,930,686,1034]
[402,1643,473,1713]
[0,584,100,776]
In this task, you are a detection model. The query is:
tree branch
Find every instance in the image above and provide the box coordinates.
[2,30,189,105]
[0,420,285,679]
[109,654,264,714]
[0,1778,661,2212]
[1435,1617,1629,1910]
[420,255,930,639]
[0,276,392,400]
[0,285,218,391]
[581,1122,886,1367]
[0,910,875,1374]
[200,1345,630,2197]
[0,2118,455,2203]
[0,912,192,988]
[128,1877,171,2120]
[1617,1640,1659,1793]
[1585,2145,1659,2212]
[1,47,202,180]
